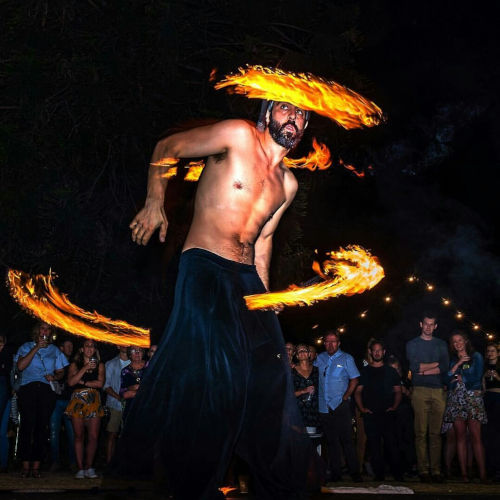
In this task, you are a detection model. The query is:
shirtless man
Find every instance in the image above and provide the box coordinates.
[129,101,306,287]
[117,102,318,500]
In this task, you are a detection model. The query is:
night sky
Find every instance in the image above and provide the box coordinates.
[1,1,499,362]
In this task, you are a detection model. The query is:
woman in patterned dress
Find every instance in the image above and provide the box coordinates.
[444,332,487,482]
[66,340,105,479]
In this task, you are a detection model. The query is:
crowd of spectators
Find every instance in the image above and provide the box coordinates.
[0,323,157,479]
[0,312,499,488]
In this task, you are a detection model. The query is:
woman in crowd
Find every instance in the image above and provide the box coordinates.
[483,342,500,481]
[292,344,319,432]
[443,331,487,482]
[14,322,68,477]
[120,346,147,421]
[66,339,105,479]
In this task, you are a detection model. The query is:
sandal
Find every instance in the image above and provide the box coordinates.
[20,469,30,478]
[31,469,41,479]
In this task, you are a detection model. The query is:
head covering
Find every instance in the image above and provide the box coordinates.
[256,100,310,131]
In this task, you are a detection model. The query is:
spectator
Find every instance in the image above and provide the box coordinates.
[66,339,105,479]
[285,342,296,368]
[14,322,68,478]
[314,331,361,482]
[49,338,76,472]
[355,340,403,481]
[103,345,130,464]
[387,355,416,476]
[483,342,500,481]
[0,334,13,472]
[443,332,487,482]
[292,344,319,431]
[406,312,448,482]
[308,345,318,362]
[147,344,158,361]
[120,347,147,421]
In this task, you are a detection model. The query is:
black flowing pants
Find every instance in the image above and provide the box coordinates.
[114,249,321,499]
[17,381,56,462]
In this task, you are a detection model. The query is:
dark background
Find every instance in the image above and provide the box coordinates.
[1,0,498,363]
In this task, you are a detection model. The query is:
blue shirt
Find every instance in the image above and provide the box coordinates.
[14,342,68,386]
[104,356,130,411]
[314,349,360,413]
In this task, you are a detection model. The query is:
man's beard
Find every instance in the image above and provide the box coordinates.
[268,118,304,150]
[372,355,384,363]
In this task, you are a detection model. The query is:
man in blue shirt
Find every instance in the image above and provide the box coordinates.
[314,331,361,482]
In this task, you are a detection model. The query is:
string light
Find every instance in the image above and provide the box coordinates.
[360,310,368,318]
[316,338,322,344]
[487,333,495,340]
[408,276,417,283]
[456,311,464,320]
[442,298,451,306]
[311,324,319,330]
[337,326,345,334]
[472,324,480,331]
[426,283,434,292]
[384,296,392,303]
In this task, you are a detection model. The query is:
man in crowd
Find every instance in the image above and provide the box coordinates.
[50,338,76,471]
[355,340,403,481]
[406,313,449,482]
[104,345,130,464]
[315,331,361,482]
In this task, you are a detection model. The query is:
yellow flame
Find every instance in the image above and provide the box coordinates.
[151,157,179,168]
[219,486,237,496]
[282,138,332,171]
[184,161,205,182]
[7,270,150,347]
[214,65,384,130]
[244,245,384,310]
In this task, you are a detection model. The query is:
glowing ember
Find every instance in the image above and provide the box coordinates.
[283,138,332,171]
[7,269,150,347]
[184,161,205,182]
[339,158,365,178]
[219,486,237,496]
[214,65,384,130]
[244,245,384,310]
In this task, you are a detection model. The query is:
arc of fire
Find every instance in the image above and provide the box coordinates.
[244,245,384,310]
[7,269,150,347]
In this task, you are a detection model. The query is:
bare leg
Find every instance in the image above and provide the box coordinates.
[84,417,101,469]
[72,417,85,470]
[453,419,468,481]
[445,427,456,476]
[106,432,117,464]
[468,420,486,480]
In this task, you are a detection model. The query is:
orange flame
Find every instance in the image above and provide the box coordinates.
[214,65,384,130]
[283,138,332,171]
[340,158,365,178]
[184,161,205,182]
[7,270,150,347]
[154,139,333,182]
[219,486,237,496]
[244,245,384,310]
[209,68,218,82]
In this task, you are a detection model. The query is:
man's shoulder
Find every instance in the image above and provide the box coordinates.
[105,356,120,368]
[406,336,421,347]
[218,119,257,140]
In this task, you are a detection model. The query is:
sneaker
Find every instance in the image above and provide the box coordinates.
[85,468,98,479]
[75,469,85,479]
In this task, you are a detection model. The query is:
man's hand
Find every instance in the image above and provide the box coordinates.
[360,407,373,414]
[130,201,168,246]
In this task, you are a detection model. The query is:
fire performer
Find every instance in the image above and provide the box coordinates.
[114,101,322,499]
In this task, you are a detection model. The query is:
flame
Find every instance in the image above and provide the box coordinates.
[214,65,384,130]
[154,139,333,182]
[244,245,384,310]
[283,138,332,171]
[7,269,150,347]
[184,161,205,182]
[219,486,237,496]
[339,158,365,178]
[209,68,217,82]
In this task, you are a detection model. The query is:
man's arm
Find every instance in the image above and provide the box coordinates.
[387,385,402,411]
[253,170,298,289]
[354,385,371,413]
[131,120,253,246]
[343,377,359,401]
[418,362,440,375]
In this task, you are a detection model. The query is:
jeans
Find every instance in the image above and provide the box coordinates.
[0,398,11,468]
[50,399,75,465]
[411,386,446,475]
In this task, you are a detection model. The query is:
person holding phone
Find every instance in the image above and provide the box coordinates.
[66,339,105,479]
[14,322,68,478]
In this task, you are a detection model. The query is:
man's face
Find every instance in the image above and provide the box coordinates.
[420,317,437,337]
[61,340,73,358]
[268,102,307,150]
[324,335,340,355]
[370,344,385,362]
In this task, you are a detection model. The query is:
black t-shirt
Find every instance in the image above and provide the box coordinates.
[359,364,400,413]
